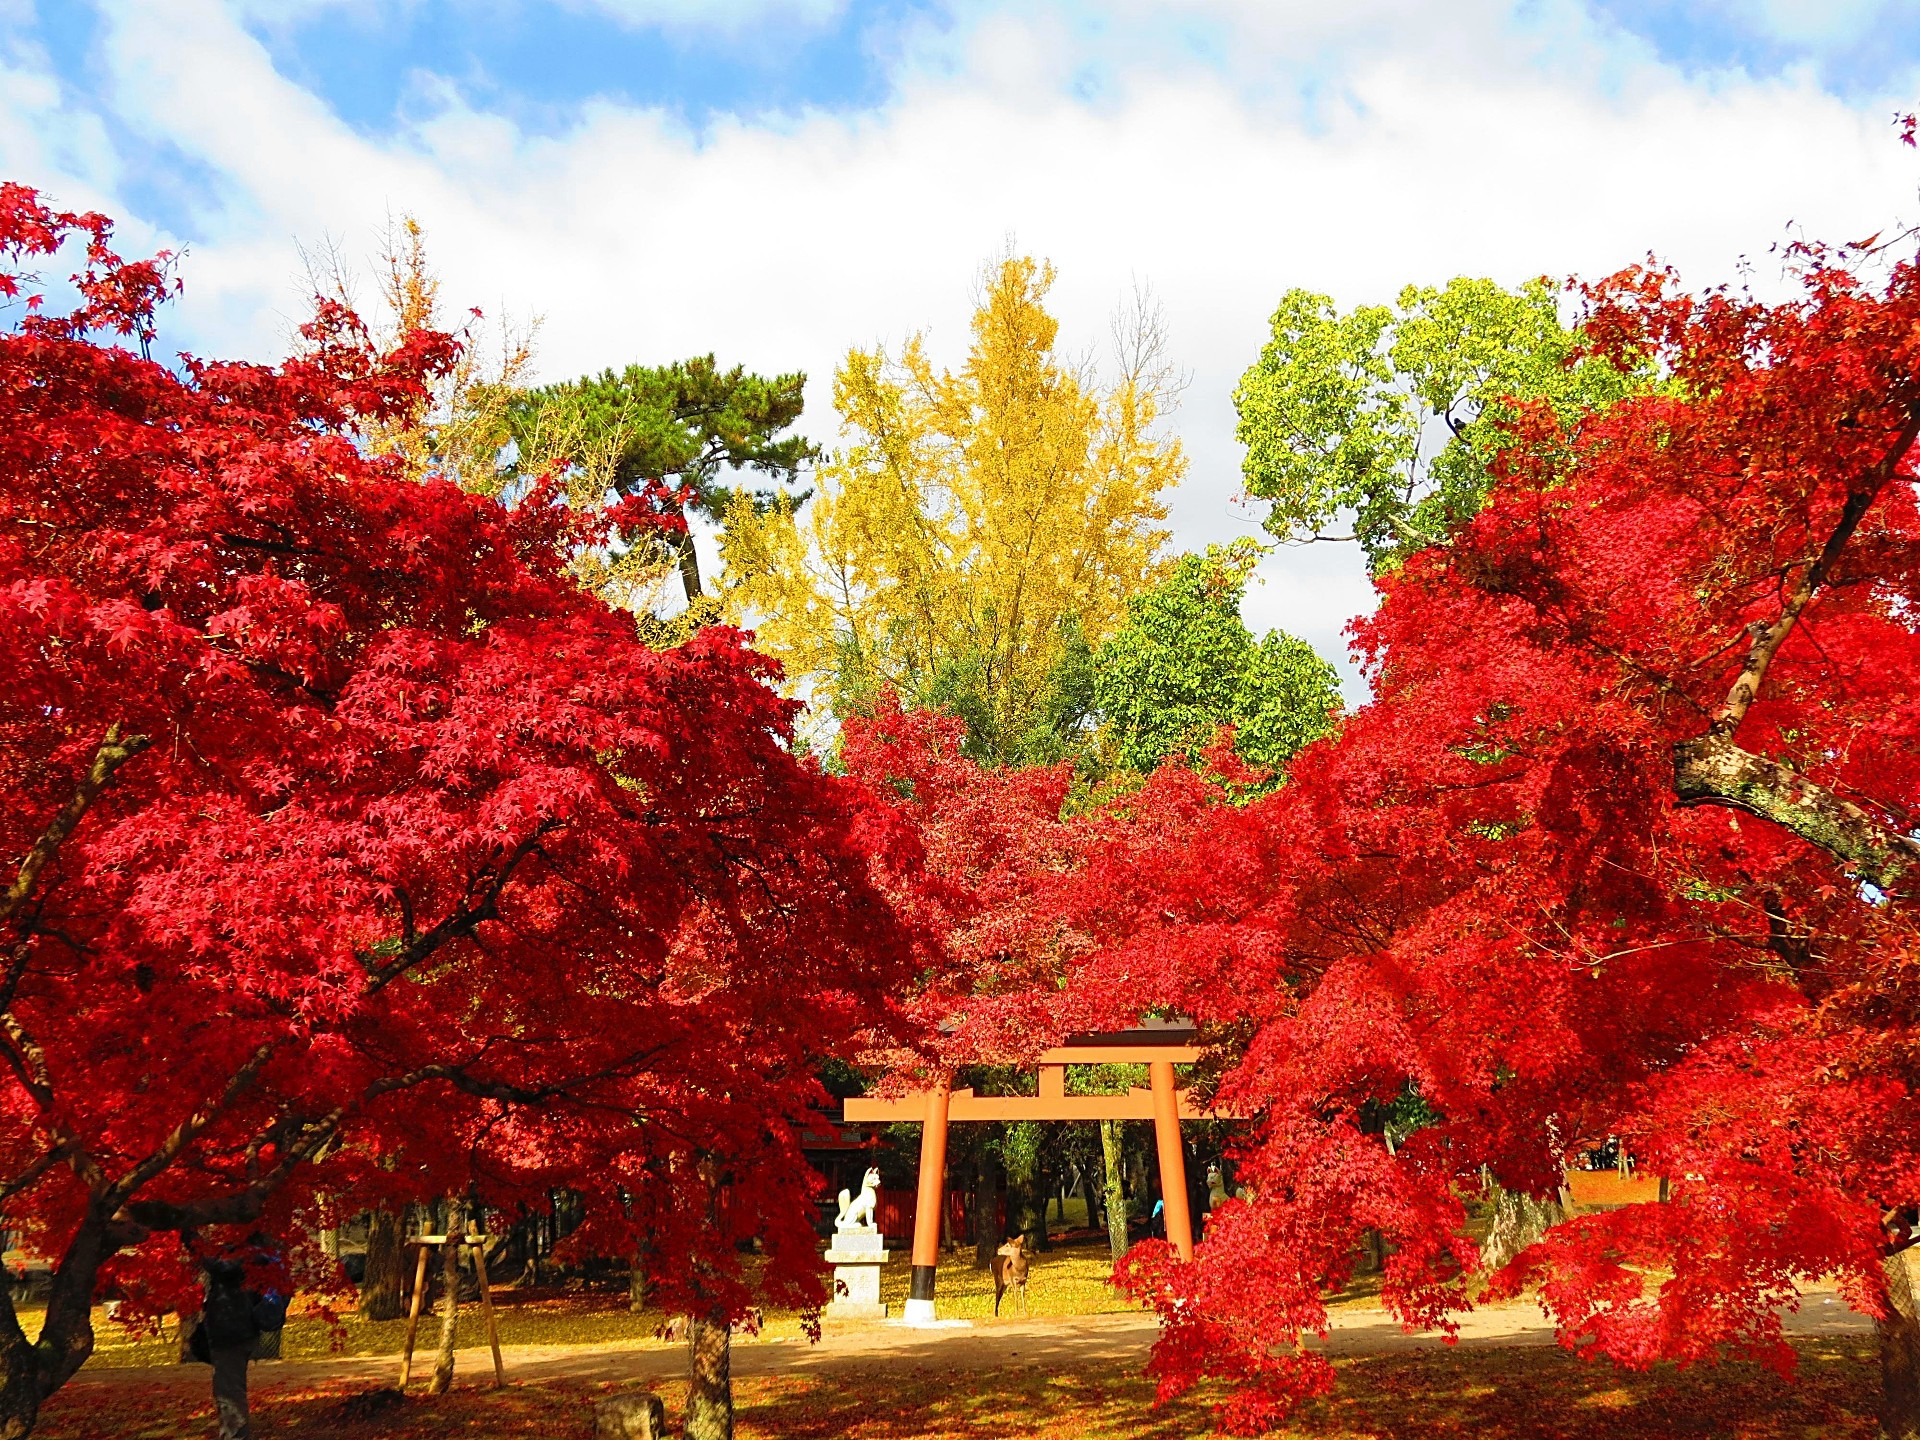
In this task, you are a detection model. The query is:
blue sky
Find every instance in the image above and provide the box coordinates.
[233,2,925,136]
[3,0,1918,686]
[1591,0,1918,91]
[23,1,939,164]
[19,1,1918,158]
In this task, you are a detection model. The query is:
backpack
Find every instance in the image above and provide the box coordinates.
[251,1290,289,1333]
[199,1280,258,1350]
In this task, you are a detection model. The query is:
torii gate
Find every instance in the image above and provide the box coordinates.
[843,1021,1236,1324]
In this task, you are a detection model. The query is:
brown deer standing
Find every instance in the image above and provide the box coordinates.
[991,1236,1029,1318]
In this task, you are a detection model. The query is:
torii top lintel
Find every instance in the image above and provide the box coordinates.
[841,1022,1242,1123]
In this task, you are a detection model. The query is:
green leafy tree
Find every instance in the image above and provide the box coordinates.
[1093,541,1339,778]
[510,356,819,606]
[1234,277,1644,571]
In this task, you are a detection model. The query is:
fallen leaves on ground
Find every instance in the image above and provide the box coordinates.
[34,1338,1875,1439]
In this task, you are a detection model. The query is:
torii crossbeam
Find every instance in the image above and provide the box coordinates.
[842,1021,1238,1324]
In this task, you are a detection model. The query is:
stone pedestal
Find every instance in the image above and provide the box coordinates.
[823,1226,889,1320]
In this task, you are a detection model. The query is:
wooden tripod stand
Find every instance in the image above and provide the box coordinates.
[396,1230,505,1389]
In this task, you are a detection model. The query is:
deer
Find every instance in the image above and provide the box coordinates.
[991,1235,1029,1317]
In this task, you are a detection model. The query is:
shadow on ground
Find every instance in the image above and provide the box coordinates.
[31,1337,1879,1440]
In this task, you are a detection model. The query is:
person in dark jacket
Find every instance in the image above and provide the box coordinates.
[190,1240,287,1440]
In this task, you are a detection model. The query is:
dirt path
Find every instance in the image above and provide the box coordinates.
[61,1294,1873,1396]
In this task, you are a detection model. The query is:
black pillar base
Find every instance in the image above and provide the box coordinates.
[908,1264,937,1302]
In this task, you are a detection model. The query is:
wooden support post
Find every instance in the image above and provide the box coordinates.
[397,1241,431,1388]
[469,1234,505,1388]
[1150,1060,1194,1262]
[905,1077,951,1324]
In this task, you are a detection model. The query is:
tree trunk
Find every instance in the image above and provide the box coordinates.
[973,1144,997,1270]
[1185,1136,1210,1235]
[1881,1247,1920,1439]
[1099,1120,1129,1261]
[673,530,704,606]
[681,1155,733,1440]
[629,1250,648,1314]
[1006,1122,1051,1251]
[428,1202,463,1396]
[0,1332,41,1440]
[525,1209,544,1287]
[0,1268,57,1439]
[1480,1180,1564,1272]
[0,1221,106,1439]
[359,1209,405,1320]
[1359,1229,1386,1274]
[683,1312,732,1440]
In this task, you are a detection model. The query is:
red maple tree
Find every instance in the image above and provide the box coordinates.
[1045,233,1920,1434]
[836,700,1092,1068]
[0,184,918,1437]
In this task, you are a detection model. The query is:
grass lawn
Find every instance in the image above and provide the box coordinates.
[52,1236,1148,1370]
[878,1237,1139,1319]
[34,1339,1878,1439]
[52,1234,1532,1371]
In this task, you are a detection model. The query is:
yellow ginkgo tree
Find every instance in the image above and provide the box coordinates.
[723,255,1184,763]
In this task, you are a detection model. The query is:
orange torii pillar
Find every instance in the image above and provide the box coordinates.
[1149,1059,1194,1262]
[904,1077,951,1325]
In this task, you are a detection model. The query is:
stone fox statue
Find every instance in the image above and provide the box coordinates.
[836,1166,881,1229]
[992,1235,1030,1317]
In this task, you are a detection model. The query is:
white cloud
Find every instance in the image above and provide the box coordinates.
[0,25,129,230]
[566,0,848,29]
[13,0,1920,695]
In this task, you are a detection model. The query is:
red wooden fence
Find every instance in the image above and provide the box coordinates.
[871,1188,1005,1244]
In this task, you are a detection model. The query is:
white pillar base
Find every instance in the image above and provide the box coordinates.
[902,1297,937,1325]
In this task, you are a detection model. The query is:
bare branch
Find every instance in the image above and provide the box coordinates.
[1672,402,1920,893]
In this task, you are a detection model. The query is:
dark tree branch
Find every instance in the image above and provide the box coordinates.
[0,1145,69,1206]
[1674,732,1920,890]
[113,1108,344,1238]
[360,820,561,993]
[0,1013,106,1195]
[1674,403,1920,891]
[1710,407,1920,741]
[2,724,150,928]
[103,1042,276,1210]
